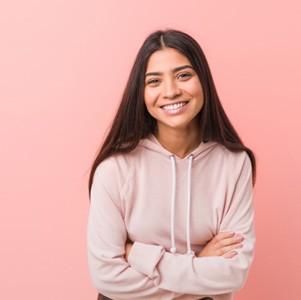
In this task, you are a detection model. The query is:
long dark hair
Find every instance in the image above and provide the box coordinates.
[88,29,256,194]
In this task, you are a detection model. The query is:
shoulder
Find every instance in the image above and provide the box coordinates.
[97,144,144,172]
[215,144,252,182]
[93,146,143,196]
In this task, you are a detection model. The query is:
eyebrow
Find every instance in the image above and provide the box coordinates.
[145,65,194,77]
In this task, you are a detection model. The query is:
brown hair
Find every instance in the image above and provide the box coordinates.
[88,29,256,194]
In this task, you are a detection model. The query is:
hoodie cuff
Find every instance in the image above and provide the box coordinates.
[128,242,165,280]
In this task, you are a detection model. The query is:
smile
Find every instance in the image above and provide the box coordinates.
[161,101,188,111]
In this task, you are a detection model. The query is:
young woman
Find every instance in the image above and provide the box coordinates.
[87,29,256,300]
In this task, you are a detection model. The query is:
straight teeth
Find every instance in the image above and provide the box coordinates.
[162,102,188,111]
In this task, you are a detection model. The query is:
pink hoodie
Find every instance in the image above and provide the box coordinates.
[87,135,255,300]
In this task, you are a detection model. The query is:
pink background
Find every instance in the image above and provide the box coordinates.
[1,1,301,299]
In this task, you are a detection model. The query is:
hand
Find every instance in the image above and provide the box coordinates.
[125,242,133,262]
[197,231,244,259]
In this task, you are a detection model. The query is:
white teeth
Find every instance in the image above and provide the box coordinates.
[162,102,187,111]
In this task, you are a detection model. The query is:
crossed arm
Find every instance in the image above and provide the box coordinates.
[125,231,244,262]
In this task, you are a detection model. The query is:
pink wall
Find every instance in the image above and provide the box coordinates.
[1,1,300,299]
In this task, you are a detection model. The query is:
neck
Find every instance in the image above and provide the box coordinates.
[155,125,201,158]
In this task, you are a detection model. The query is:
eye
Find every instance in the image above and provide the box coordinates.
[177,73,191,80]
[146,78,160,86]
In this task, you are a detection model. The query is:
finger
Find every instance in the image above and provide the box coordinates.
[213,231,235,243]
[217,243,243,256]
[217,235,244,247]
[223,251,238,259]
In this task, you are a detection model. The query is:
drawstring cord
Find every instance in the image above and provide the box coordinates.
[169,154,195,255]
[186,154,194,255]
[170,155,177,254]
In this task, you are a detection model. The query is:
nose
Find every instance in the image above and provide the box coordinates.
[163,79,181,99]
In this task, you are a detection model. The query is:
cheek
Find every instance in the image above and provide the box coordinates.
[186,78,204,98]
[144,89,158,107]
[193,83,204,103]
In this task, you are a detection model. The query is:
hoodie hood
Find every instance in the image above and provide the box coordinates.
[140,134,217,255]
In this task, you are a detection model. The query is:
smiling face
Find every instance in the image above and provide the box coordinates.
[144,47,204,135]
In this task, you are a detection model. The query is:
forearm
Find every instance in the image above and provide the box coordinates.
[88,246,182,299]
[127,240,254,295]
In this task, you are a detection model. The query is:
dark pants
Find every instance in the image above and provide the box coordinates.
[98,295,213,300]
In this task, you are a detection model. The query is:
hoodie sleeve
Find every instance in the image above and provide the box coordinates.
[87,164,184,300]
[127,152,255,296]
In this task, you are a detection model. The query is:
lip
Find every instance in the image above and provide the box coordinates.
[160,101,189,110]
[159,101,189,115]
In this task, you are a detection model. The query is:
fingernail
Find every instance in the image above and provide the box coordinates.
[235,236,244,242]
[236,243,243,248]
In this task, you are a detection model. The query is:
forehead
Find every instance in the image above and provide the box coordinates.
[146,48,191,71]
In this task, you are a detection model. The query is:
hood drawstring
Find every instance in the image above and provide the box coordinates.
[186,154,194,255]
[170,155,177,254]
[169,154,195,255]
